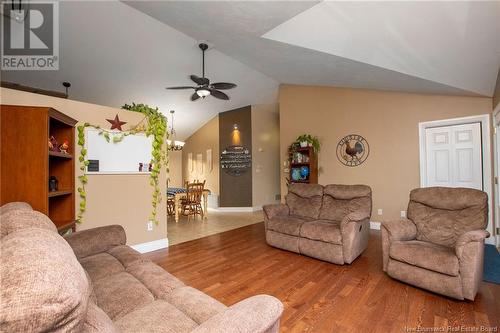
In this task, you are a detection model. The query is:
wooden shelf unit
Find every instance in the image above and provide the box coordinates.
[288,146,318,184]
[1,105,78,233]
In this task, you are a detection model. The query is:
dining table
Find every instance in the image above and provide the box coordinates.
[167,187,210,223]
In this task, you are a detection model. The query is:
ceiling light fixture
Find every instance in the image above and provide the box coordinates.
[196,88,210,98]
[167,110,184,151]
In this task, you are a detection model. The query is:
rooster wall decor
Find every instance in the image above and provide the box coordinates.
[336,134,370,167]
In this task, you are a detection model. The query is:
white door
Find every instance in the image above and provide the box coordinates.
[425,123,482,190]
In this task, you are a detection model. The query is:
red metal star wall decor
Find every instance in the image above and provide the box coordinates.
[106,114,127,131]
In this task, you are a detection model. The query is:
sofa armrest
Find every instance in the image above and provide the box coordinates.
[381,218,417,241]
[340,211,370,229]
[64,225,126,259]
[340,212,371,264]
[380,219,417,272]
[192,295,283,333]
[263,204,289,221]
[455,230,490,258]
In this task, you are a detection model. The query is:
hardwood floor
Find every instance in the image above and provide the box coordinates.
[145,223,500,333]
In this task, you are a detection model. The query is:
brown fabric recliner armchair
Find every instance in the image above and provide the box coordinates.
[264,183,372,265]
[381,187,489,300]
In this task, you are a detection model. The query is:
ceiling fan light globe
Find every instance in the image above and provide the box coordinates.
[196,88,210,97]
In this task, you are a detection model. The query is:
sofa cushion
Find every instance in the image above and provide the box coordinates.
[319,185,372,222]
[300,220,342,244]
[80,253,125,282]
[126,261,185,300]
[267,216,311,236]
[286,183,323,219]
[389,240,459,276]
[107,245,146,268]
[166,286,226,324]
[114,300,198,333]
[93,271,155,320]
[1,228,90,332]
[83,301,118,333]
[408,187,487,247]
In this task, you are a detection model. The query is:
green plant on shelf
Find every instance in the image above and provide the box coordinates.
[76,103,169,225]
[295,134,320,153]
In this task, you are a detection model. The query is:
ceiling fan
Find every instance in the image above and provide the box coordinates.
[167,43,237,101]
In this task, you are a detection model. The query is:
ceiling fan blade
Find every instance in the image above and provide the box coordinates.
[210,82,237,90]
[166,86,196,90]
[190,75,209,86]
[209,89,229,100]
[191,92,200,101]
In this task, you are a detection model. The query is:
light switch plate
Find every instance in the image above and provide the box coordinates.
[377,209,383,215]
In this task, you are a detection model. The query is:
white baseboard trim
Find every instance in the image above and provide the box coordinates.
[370,221,381,230]
[209,207,262,213]
[131,238,169,253]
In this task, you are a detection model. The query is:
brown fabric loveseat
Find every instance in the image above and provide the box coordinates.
[0,202,283,333]
[381,187,489,300]
[264,184,372,264]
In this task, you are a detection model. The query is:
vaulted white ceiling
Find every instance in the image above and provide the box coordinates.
[0,1,280,140]
[2,1,499,139]
[263,1,500,96]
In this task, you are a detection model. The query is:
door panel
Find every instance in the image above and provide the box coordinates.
[425,123,482,190]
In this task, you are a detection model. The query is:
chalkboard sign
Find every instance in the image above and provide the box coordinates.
[220,145,251,176]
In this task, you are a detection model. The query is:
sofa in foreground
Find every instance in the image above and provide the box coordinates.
[0,202,283,332]
[264,183,372,265]
[381,187,489,300]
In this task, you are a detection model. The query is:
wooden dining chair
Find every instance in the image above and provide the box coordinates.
[167,195,175,216]
[181,181,205,220]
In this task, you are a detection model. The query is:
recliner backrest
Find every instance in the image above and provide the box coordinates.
[286,183,323,219]
[407,187,488,247]
[319,185,372,222]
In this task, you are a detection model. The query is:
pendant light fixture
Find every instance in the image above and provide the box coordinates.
[167,110,185,151]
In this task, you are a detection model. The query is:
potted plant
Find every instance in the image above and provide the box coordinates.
[295,134,320,153]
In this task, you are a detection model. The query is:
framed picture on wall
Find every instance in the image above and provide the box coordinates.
[206,149,212,172]
[197,153,203,174]
[188,153,193,172]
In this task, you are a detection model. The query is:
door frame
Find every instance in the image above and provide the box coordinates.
[493,104,500,246]
[418,114,495,245]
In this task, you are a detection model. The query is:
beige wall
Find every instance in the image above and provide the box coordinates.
[182,115,219,195]
[279,85,492,222]
[168,151,183,188]
[1,88,167,245]
[251,104,280,207]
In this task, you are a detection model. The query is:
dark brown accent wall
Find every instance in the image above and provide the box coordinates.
[219,106,252,207]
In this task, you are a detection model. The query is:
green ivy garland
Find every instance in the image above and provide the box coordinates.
[76,103,168,225]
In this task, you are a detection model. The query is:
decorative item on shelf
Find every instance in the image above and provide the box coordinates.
[291,168,301,181]
[139,162,143,172]
[48,135,59,151]
[48,176,58,192]
[300,166,310,179]
[106,114,127,131]
[295,134,320,153]
[58,140,69,154]
[336,134,370,167]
